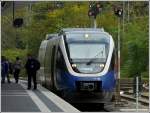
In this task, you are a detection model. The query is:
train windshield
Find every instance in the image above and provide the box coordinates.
[69,43,106,60]
[65,33,110,74]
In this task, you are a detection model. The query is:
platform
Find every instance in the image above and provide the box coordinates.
[1,80,79,112]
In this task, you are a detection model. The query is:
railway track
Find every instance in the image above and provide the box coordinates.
[120,93,149,106]
[71,103,113,112]
[120,78,149,107]
[125,91,149,99]
[120,78,148,91]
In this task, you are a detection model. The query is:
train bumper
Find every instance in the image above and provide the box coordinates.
[58,71,116,92]
[63,91,113,103]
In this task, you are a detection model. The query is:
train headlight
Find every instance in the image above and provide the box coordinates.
[85,34,89,38]
[99,64,104,68]
[72,64,77,68]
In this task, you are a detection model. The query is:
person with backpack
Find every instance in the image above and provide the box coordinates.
[25,54,40,90]
[5,58,11,83]
[13,57,22,83]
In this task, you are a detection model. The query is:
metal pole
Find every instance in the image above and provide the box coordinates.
[117,17,121,103]
[12,1,15,22]
[12,1,18,48]
[26,2,32,50]
[27,2,32,26]
[122,1,125,50]
[136,76,139,112]
[29,2,32,23]
[128,1,130,22]
[118,18,120,83]
[94,17,97,28]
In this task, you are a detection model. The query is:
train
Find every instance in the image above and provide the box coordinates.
[38,28,117,103]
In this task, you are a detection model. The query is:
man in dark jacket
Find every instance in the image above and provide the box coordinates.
[25,54,40,90]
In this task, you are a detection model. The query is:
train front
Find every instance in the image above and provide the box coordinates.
[59,30,116,103]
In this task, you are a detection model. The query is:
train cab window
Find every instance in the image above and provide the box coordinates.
[64,33,110,74]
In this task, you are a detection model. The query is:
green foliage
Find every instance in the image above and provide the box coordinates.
[2,49,28,62]
[1,1,149,78]
[120,16,148,78]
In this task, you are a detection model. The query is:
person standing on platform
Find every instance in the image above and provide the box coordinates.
[25,54,40,90]
[1,56,10,83]
[5,58,11,83]
[8,60,13,79]
[13,57,22,83]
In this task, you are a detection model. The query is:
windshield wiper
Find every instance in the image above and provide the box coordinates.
[86,51,104,65]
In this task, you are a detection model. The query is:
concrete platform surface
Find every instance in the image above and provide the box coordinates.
[1,80,79,112]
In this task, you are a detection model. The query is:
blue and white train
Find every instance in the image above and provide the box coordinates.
[38,28,117,103]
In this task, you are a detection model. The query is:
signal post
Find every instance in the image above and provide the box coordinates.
[114,6,123,105]
[88,2,102,28]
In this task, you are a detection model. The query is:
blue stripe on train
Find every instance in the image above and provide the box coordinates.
[56,71,116,91]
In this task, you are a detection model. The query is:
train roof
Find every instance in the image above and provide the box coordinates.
[45,34,58,40]
[60,28,105,34]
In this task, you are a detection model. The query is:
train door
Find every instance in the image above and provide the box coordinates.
[44,41,53,90]
[54,46,67,91]
[50,45,57,90]
[38,41,47,86]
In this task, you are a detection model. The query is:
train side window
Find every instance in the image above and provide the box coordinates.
[109,49,115,71]
[51,45,56,65]
[56,47,64,69]
[112,52,115,68]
